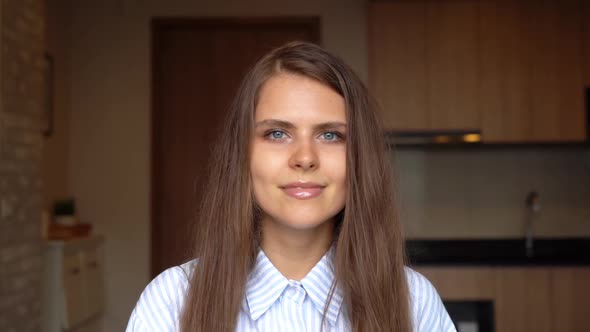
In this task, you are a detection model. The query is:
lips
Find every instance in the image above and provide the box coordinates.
[281,182,325,200]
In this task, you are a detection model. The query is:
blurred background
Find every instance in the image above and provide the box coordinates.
[1,0,589,331]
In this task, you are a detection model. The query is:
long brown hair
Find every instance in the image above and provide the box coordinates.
[180,41,412,331]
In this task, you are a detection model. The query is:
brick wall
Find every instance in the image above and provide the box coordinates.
[0,0,45,330]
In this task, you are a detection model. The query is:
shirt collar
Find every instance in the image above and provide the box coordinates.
[244,245,344,326]
[299,245,344,326]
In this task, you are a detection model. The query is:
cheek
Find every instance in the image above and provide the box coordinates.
[250,145,282,189]
[323,148,347,185]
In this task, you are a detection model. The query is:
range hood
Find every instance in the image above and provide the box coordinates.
[385,130,482,146]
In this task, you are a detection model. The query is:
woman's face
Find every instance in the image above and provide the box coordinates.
[250,73,347,231]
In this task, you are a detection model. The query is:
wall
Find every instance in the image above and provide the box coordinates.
[394,148,590,239]
[0,0,45,330]
[42,0,71,211]
[66,0,368,330]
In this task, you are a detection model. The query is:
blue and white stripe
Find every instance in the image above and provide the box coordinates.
[126,247,456,331]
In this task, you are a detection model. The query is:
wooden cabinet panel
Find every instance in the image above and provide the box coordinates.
[479,1,532,142]
[370,0,587,142]
[551,268,590,332]
[415,267,496,300]
[528,0,585,142]
[480,0,585,142]
[415,266,589,331]
[370,1,480,131]
[369,1,428,130]
[495,268,552,332]
[426,1,480,130]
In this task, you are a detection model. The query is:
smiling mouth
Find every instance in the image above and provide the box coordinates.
[280,181,325,200]
[281,186,324,200]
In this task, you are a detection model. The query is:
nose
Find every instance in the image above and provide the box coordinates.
[288,140,318,171]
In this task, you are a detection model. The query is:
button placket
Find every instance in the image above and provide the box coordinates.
[280,280,307,331]
[284,280,306,303]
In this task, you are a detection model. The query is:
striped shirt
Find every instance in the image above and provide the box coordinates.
[126,247,456,331]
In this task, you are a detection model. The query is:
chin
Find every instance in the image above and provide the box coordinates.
[268,210,340,231]
[281,218,332,230]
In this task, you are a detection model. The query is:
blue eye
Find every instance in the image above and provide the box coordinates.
[321,132,341,141]
[267,130,287,140]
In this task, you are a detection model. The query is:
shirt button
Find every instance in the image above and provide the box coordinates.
[284,280,306,304]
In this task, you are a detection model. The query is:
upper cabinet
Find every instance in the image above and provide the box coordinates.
[426,1,480,132]
[369,1,428,131]
[369,0,588,143]
[480,0,586,142]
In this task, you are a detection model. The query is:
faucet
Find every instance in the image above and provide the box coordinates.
[525,191,540,258]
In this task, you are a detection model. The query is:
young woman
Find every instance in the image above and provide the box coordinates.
[126,42,454,331]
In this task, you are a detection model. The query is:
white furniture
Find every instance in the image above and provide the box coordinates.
[42,235,105,332]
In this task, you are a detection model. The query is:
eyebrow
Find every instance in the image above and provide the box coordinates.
[255,119,347,131]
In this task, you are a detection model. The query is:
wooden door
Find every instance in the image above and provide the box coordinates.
[151,18,319,277]
[584,1,590,87]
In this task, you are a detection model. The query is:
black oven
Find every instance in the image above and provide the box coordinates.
[443,300,494,332]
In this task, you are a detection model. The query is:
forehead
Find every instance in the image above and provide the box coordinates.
[255,73,346,123]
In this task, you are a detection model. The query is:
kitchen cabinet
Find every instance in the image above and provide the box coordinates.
[480,0,585,142]
[61,252,87,327]
[416,267,495,300]
[551,268,590,332]
[414,266,590,332]
[42,236,105,332]
[369,0,479,132]
[369,1,428,131]
[495,268,552,332]
[369,0,587,142]
[426,1,480,131]
[478,0,530,142]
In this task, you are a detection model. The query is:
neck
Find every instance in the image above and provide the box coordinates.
[260,217,335,281]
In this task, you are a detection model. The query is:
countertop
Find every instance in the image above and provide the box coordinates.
[405,237,590,266]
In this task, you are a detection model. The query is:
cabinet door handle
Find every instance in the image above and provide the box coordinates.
[70,267,80,275]
[87,261,98,269]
